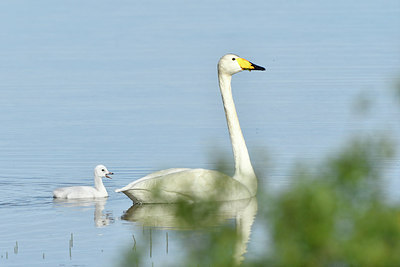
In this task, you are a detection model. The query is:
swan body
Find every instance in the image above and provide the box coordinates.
[116,54,265,203]
[53,165,113,199]
[115,168,252,203]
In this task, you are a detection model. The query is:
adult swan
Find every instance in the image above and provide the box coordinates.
[116,54,265,203]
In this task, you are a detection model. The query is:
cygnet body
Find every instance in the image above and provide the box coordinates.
[53,165,113,199]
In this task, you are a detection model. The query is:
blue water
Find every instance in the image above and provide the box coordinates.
[1,1,399,266]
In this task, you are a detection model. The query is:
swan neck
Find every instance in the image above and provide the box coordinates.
[218,71,256,195]
[94,174,107,194]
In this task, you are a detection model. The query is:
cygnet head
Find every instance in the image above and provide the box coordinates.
[218,54,265,76]
[94,165,114,179]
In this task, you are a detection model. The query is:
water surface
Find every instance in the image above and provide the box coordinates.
[1,1,399,266]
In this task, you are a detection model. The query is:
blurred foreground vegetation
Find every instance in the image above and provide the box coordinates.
[262,137,400,267]
[120,134,400,267]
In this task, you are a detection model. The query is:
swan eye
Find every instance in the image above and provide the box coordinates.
[232,58,236,61]
[102,169,105,171]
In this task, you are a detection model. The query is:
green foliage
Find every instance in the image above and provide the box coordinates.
[345,202,400,266]
[264,137,400,267]
[269,181,339,266]
[183,225,238,267]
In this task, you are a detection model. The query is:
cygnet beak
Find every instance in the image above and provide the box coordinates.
[105,172,114,179]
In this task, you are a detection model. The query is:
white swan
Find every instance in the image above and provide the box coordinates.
[116,54,265,203]
[53,165,113,199]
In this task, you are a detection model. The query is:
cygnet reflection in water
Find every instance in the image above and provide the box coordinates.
[53,198,114,227]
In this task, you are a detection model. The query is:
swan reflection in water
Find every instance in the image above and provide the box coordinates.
[53,198,114,227]
[121,197,257,264]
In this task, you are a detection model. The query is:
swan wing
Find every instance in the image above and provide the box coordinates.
[116,168,251,203]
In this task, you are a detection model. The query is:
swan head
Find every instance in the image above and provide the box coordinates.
[218,54,265,76]
[94,165,114,179]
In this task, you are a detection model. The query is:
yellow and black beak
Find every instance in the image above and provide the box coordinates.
[236,57,265,71]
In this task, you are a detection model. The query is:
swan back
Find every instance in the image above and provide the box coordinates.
[116,168,252,203]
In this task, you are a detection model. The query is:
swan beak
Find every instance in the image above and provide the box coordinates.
[105,172,114,179]
[237,57,265,71]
